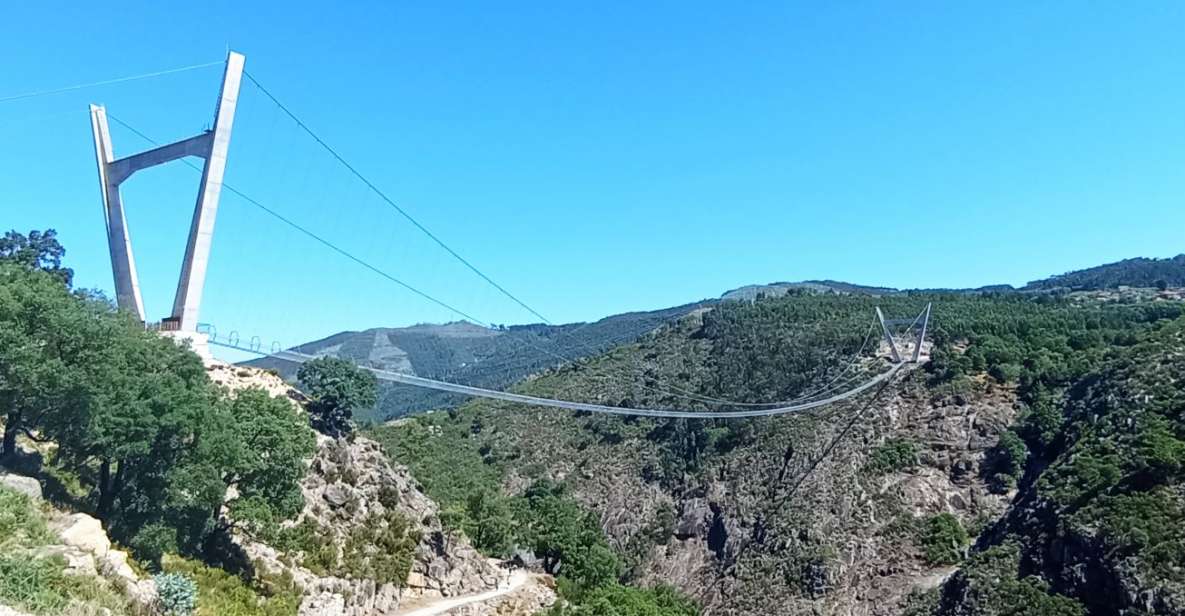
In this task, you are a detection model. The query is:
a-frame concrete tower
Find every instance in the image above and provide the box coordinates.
[89,51,244,339]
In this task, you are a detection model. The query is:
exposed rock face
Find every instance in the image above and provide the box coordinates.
[239,435,501,615]
[214,362,500,614]
[466,365,1016,616]
[48,511,159,614]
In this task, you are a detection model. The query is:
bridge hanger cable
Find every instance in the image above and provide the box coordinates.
[0,60,224,104]
[269,348,906,419]
[640,321,882,407]
[241,71,551,325]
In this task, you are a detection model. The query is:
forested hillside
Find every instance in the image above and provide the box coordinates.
[372,289,1185,615]
[1025,254,1185,291]
[249,304,710,422]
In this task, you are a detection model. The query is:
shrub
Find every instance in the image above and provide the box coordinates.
[342,510,421,585]
[985,431,1028,492]
[0,487,55,548]
[921,513,968,565]
[163,555,300,616]
[864,439,919,475]
[129,523,179,569]
[154,572,198,616]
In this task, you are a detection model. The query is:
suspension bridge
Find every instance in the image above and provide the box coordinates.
[7,51,933,420]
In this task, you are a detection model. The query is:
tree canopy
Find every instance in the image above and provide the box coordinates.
[297,356,378,438]
[0,247,315,566]
[0,229,73,286]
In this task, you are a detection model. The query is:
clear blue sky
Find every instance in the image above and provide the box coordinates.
[2,2,1184,359]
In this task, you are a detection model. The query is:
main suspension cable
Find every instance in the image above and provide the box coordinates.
[0,60,223,104]
[241,71,552,325]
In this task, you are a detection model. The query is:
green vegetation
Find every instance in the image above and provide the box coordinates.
[0,228,72,286]
[984,430,1028,491]
[547,583,700,616]
[0,486,133,615]
[0,235,316,565]
[341,509,421,585]
[920,513,968,565]
[1024,254,1185,291]
[163,555,300,616]
[373,285,1185,614]
[864,438,919,475]
[297,356,378,438]
[925,543,1084,616]
[0,229,318,614]
[371,415,700,612]
[154,572,198,616]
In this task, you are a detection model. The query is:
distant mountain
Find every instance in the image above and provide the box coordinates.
[721,280,1017,301]
[721,280,900,300]
[247,302,712,421]
[1024,254,1185,291]
[259,254,1180,421]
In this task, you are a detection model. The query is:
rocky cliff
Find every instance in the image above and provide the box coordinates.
[212,362,552,615]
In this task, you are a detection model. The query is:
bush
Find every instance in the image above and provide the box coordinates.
[864,439,919,475]
[154,572,198,616]
[921,513,968,565]
[985,431,1028,492]
[130,523,179,569]
[162,555,300,616]
[0,487,55,548]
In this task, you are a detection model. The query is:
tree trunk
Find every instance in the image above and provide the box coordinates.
[98,459,113,517]
[1,410,19,459]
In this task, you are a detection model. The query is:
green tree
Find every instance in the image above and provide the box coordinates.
[191,387,316,539]
[0,263,93,458]
[297,357,378,438]
[464,490,515,556]
[517,481,620,592]
[921,513,969,565]
[0,229,72,286]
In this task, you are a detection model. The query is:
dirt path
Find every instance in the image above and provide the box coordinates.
[397,569,529,616]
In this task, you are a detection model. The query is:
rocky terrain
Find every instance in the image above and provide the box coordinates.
[0,470,157,616]
[214,362,556,616]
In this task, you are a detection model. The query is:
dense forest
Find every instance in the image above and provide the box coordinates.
[1024,254,1185,291]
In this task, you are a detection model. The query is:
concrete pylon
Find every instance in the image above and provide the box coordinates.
[876,306,902,363]
[89,105,146,322]
[912,303,932,362]
[89,51,244,333]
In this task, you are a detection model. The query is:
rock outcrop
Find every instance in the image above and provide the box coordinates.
[0,472,42,500]
[212,362,502,615]
[0,471,159,615]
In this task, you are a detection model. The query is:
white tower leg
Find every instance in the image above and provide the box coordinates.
[90,105,146,322]
[172,51,244,331]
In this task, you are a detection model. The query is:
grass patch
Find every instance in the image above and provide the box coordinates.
[0,486,133,615]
